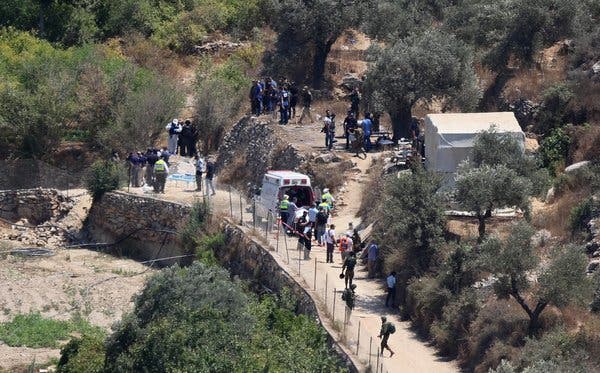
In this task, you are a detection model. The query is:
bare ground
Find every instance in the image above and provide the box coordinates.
[0,192,153,370]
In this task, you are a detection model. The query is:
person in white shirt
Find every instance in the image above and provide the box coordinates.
[325,224,336,263]
[165,119,182,154]
[385,271,397,307]
[194,154,205,191]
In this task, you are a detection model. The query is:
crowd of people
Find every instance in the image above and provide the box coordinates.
[122,118,216,195]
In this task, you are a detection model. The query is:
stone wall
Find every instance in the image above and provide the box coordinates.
[86,191,192,264]
[217,116,304,194]
[0,160,84,190]
[0,188,73,224]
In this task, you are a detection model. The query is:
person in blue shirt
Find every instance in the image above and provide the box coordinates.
[367,241,378,278]
[279,86,291,125]
[362,113,373,152]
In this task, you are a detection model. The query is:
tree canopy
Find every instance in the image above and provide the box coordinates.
[364,29,480,139]
[480,224,590,335]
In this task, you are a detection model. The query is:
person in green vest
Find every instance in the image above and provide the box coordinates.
[322,188,335,210]
[318,199,330,214]
[153,158,169,193]
[279,194,290,231]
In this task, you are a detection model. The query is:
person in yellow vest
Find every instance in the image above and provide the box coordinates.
[153,158,169,193]
[318,199,330,214]
[322,188,335,210]
[279,195,290,231]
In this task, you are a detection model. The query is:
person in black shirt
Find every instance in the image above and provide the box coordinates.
[205,159,216,196]
[343,111,357,150]
[289,81,299,118]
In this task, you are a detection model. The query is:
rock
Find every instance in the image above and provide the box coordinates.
[340,73,362,90]
[546,186,556,204]
[586,241,600,254]
[193,40,245,55]
[564,160,590,173]
[532,229,552,247]
[315,153,334,164]
[330,153,343,163]
[588,260,600,273]
[593,250,600,258]
[593,61,600,75]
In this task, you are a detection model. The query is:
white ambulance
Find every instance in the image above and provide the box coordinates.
[255,170,315,222]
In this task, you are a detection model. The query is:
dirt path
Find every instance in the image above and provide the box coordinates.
[126,136,458,372]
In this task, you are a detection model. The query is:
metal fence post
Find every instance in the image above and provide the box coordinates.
[229,186,233,217]
[325,273,328,305]
[239,193,243,225]
[369,337,373,365]
[332,288,336,322]
[253,199,256,229]
[265,211,270,239]
[376,347,380,372]
[313,257,317,291]
[284,230,289,263]
[356,320,361,355]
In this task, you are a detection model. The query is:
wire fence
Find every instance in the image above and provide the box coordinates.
[216,185,391,373]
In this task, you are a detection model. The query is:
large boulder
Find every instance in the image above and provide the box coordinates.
[340,73,362,90]
[565,160,591,173]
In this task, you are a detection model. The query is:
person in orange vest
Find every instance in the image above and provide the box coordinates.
[339,234,353,263]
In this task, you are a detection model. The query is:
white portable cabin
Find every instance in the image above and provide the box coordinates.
[424,112,525,177]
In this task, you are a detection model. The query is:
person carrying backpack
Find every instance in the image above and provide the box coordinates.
[378,316,395,357]
[341,283,357,324]
[341,251,357,288]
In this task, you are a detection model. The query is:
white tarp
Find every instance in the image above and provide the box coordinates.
[424,112,525,173]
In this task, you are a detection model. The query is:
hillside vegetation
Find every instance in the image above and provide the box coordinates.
[1,0,600,372]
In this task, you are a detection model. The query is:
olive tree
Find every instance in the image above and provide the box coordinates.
[364,30,480,139]
[455,163,531,241]
[481,224,590,335]
[269,0,368,87]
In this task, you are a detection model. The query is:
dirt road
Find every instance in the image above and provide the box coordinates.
[129,126,458,372]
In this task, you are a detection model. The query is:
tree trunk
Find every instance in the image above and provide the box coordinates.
[477,214,486,243]
[479,68,514,111]
[389,101,413,141]
[39,0,52,37]
[312,40,334,89]
[528,301,548,336]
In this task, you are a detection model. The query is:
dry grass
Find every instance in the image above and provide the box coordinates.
[218,156,253,191]
[532,186,589,240]
[569,125,600,163]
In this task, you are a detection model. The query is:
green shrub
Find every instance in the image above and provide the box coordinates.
[431,290,481,357]
[539,128,572,174]
[534,84,574,134]
[57,333,105,373]
[86,160,124,201]
[179,201,212,252]
[0,313,104,348]
[406,277,450,333]
[569,197,600,235]
[195,233,225,265]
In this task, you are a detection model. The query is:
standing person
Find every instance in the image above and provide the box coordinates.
[153,157,169,193]
[144,149,158,187]
[287,197,299,230]
[160,147,171,166]
[325,224,336,263]
[315,207,328,246]
[322,116,333,150]
[279,195,290,231]
[194,154,204,192]
[205,158,216,196]
[165,119,181,154]
[343,111,357,150]
[321,188,335,210]
[189,121,199,157]
[308,202,318,228]
[385,271,397,308]
[179,120,193,156]
[362,113,373,152]
[136,151,146,187]
[289,81,299,118]
[410,116,421,150]
[378,317,395,357]
[341,251,357,289]
[367,241,379,278]
[351,126,367,159]
[339,234,353,263]
[298,86,314,124]
[352,229,362,255]
[342,284,357,324]
[126,152,139,187]
[349,87,361,117]
[279,85,290,125]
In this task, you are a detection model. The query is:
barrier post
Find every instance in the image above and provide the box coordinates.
[228,187,233,217]
[369,337,373,365]
[376,347,380,372]
[313,257,317,291]
[239,193,243,225]
[356,320,361,355]
[332,288,336,322]
[252,199,256,229]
